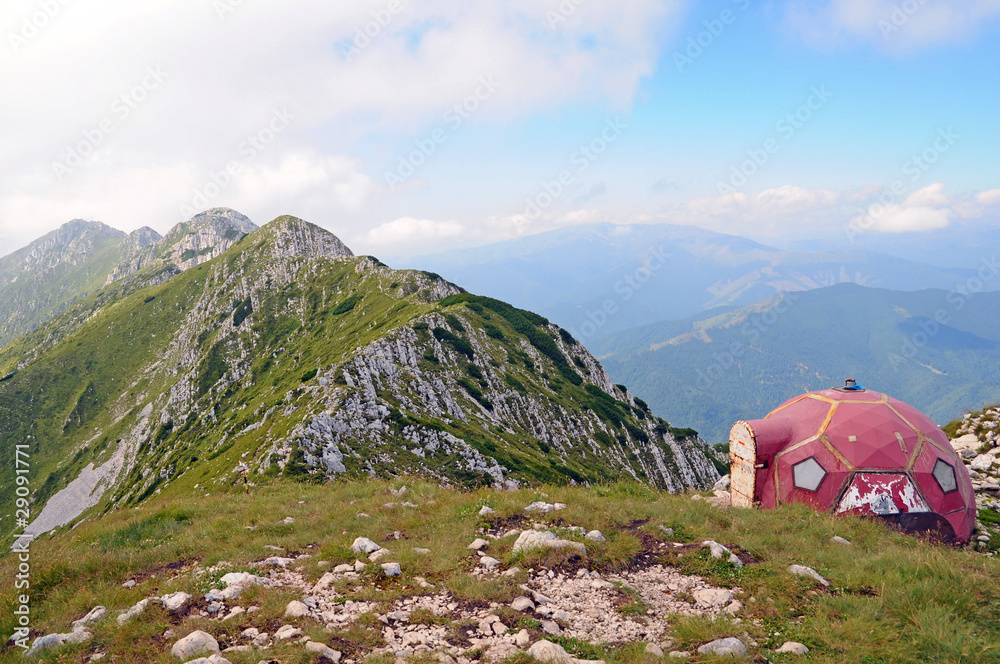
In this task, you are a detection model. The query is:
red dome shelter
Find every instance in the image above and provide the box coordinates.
[729,380,975,543]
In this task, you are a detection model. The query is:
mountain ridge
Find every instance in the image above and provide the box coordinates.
[1,214,719,543]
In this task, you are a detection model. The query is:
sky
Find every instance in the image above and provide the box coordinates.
[1,0,998,257]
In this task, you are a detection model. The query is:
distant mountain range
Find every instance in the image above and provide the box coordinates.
[590,283,1000,445]
[393,223,985,342]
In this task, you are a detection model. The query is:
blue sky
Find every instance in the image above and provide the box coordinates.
[1,0,998,255]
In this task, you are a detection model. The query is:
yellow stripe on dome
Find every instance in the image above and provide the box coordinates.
[766,394,810,418]
[817,402,838,436]
[818,434,856,471]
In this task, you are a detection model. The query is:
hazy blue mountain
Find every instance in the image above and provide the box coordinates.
[391,223,980,342]
[590,283,1000,445]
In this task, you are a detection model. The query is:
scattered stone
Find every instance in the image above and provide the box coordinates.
[117,598,154,625]
[725,600,743,615]
[219,572,265,588]
[184,656,231,664]
[714,474,731,491]
[690,494,703,501]
[480,556,501,570]
[354,560,366,572]
[284,600,309,618]
[122,579,136,589]
[413,547,431,554]
[381,562,402,577]
[971,455,996,472]
[831,536,851,546]
[390,485,408,496]
[776,641,810,655]
[351,537,381,554]
[479,505,495,516]
[281,516,295,524]
[468,538,490,550]
[368,548,391,562]
[585,530,606,543]
[668,651,691,659]
[697,637,747,657]
[524,501,567,513]
[171,630,220,660]
[515,629,531,646]
[528,639,605,663]
[511,596,535,612]
[333,563,354,573]
[540,620,563,636]
[788,564,830,587]
[71,606,107,631]
[262,556,293,567]
[305,640,343,661]
[264,544,284,551]
[274,625,303,640]
[692,588,733,607]
[513,529,586,554]
[161,591,191,612]
[659,526,675,536]
[645,642,664,656]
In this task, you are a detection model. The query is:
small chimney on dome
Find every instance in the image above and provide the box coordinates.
[845,378,856,388]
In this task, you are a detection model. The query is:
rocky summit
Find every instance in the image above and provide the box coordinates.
[0,213,720,541]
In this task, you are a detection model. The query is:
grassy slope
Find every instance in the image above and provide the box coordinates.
[594,284,1000,444]
[1,479,998,663]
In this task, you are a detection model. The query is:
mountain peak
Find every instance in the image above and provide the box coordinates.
[256,215,354,260]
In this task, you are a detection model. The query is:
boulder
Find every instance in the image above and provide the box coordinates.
[831,536,852,546]
[585,530,606,543]
[381,562,402,576]
[480,556,501,570]
[350,537,381,554]
[788,564,830,587]
[524,501,566,513]
[479,505,495,516]
[161,591,191,612]
[971,455,995,472]
[284,600,309,618]
[697,637,747,657]
[171,630,220,660]
[305,640,342,661]
[511,596,535,612]
[692,588,733,607]
[468,538,490,550]
[776,641,809,655]
[713,474,731,491]
[274,625,303,640]
[528,639,605,663]
[513,529,585,554]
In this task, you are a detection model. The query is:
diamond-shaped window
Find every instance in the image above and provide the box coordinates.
[932,459,957,494]
[792,457,827,492]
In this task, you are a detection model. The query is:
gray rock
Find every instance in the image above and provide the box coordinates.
[585,530,606,543]
[368,548,391,562]
[528,639,604,663]
[479,505,495,516]
[831,536,851,546]
[305,640,342,661]
[645,642,664,656]
[776,641,809,655]
[702,540,732,559]
[274,625,303,640]
[351,537,381,554]
[171,630,220,660]
[511,596,535,612]
[284,600,309,618]
[183,656,232,664]
[692,588,733,607]
[713,474,731,491]
[333,563,354,573]
[513,529,585,554]
[161,591,191,612]
[480,556,501,570]
[697,637,747,657]
[71,606,107,630]
[788,564,830,587]
[524,501,566,513]
[381,562,402,576]
[668,651,691,658]
[540,620,563,635]
[468,538,490,550]
[515,629,531,646]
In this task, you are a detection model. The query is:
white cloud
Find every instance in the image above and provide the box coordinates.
[362,217,467,254]
[0,0,683,252]
[976,188,1000,205]
[783,0,1000,51]
[849,182,953,233]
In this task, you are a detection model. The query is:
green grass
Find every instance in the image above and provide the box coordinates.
[2,479,999,663]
